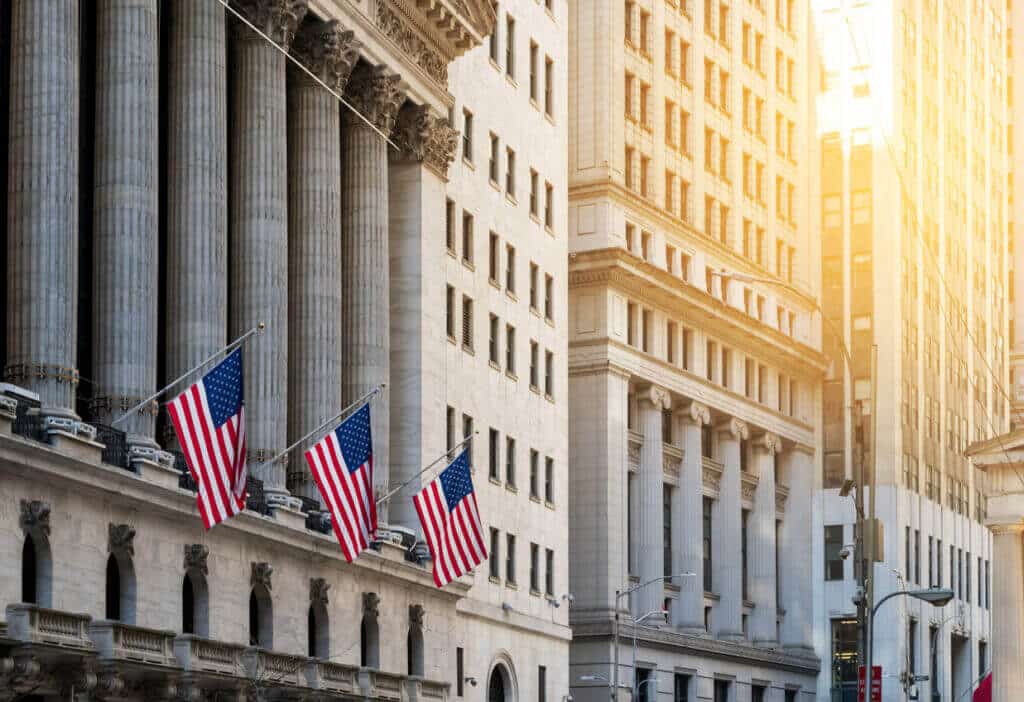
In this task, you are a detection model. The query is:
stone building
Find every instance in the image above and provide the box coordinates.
[812,1,1001,700]
[565,0,824,700]
[0,1,569,700]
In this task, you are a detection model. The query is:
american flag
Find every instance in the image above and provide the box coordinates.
[413,448,488,587]
[167,349,247,530]
[304,403,377,562]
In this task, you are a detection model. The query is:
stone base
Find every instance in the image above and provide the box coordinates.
[48,430,104,464]
[377,539,409,562]
[135,458,183,491]
[270,502,307,531]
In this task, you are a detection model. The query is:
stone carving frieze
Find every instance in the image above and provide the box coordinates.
[251,562,273,591]
[19,499,51,537]
[409,604,425,627]
[310,577,330,607]
[108,523,136,557]
[363,591,381,617]
[702,467,721,491]
[184,544,210,575]
[344,65,406,135]
[392,104,460,178]
[375,2,449,87]
[230,0,309,46]
[291,20,362,92]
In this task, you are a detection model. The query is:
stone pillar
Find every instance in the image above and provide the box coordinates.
[286,20,360,502]
[749,431,780,646]
[341,65,405,519]
[990,522,1024,702]
[229,0,307,501]
[673,401,710,633]
[779,446,814,653]
[165,0,228,437]
[91,0,160,446]
[635,385,670,618]
[713,417,747,640]
[387,104,459,528]
[6,0,81,421]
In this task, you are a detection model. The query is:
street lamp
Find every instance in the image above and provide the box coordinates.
[866,587,954,700]
[611,573,695,702]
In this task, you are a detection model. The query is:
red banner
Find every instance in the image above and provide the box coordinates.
[972,673,992,702]
[857,665,882,702]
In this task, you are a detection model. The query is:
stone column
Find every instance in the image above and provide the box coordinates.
[229,0,307,501]
[749,431,780,646]
[387,104,459,528]
[165,0,228,438]
[990,522,1024,702]
[779,446,814,653]
[673,401,710,634]
[635,385,670,618]
[6,1,82,422]
[91,0,160,447]
[286,20,360,502]
[713,417,747,640]
[341,65,405,519]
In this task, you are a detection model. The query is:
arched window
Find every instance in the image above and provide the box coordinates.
[360,613,379,668]
[249,585,273,648]
[407,624,424,676]
[21,533,52,607]
[308,602,329,658]
[105,552,136,623]
[487,659,517,702]
[488,666,507,702]
[182,570,209,636]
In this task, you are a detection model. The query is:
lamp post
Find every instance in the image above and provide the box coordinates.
[867,588,954,700]
[612,574,695,702]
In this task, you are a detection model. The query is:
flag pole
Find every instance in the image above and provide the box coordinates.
[376,431,478,506]
[111,323,266,427]
[265,384,386,466]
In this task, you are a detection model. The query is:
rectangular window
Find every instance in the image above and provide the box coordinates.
[544,182,554,228]
[529,41,538,101]
[446,406,455,453]
[741,509,750,599]
[530,341,539,389]
[529,263,539,309]
[506,533,516,584]
[488,428,500,480]
[446,285,455,339]
[703,497,714,591]
[505,244,516,292]
[915,529,921,584]
[544,456,554,503]
[462,110,474,162]
[505,15,516,78]
[489,314,500,364]
[538,666,547,702]
[545,350,554,396]
[489,8,500,62]
[462,296,474,350]
[544,57,554,116]
[666,321,677,364]
[529,449,539,499]
[825,525,844,581]
[446,199,456,251]
[457,647,465,697]
[681,328,692,369]
[529,170,539,216]
[489,528,500,579]
[544,274,554,321]
[663,486,674,577]
[505,325,516,374]
[545,549,554,596]
[461,211,474,263]
[506,147,516,196]
[506,436,516,487]
[463,414,474,463]
[530,543,540,592]
[489,134,500,183]
[489,232,500,282]
[673,674,690,702]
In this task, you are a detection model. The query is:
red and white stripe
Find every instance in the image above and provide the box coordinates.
[168,384,247,530]
[413,480,488,588]
[305,432,376,562]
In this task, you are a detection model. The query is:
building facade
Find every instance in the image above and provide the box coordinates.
[567,0,824,700]
[813,1,1003,699]
[0,1,569,700]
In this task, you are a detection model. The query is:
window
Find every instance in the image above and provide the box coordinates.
[530,449,540,498]
[741,510,750,600]
[529,42,539,101]
[530,341,539,388]
[462,110,474,162]
[703,497,713,591]
[505,15,516,78]
[544,274,554,321]
[544,182,554,229]
[544,456,554,503]
[625,146,635,188]
[529,170,539,216]
[489,9,500,62]
[490,529,501,579]
[505,325,516,374]
[105,552,136,624]
[545,350,554,396]
[489,314,500,364]
[457,648,465,696]
[506,533,516,584]
[489,428,500,480]
[625,72,636,119]
[489,232,500,282]
[825,525,844,581]
[529,263,539,309]
[663,487,674,576]
[713,680,730,702]
[489,134,500,183]
[462,413,474,463]
[544,57,554,116]
[462,296,474,350]
[505,244,516,292]
[446,406,455,452]
[309,596,329,658]
[673,675,691,702]
[545,549,554,596]
[506,147,516,196]
[462,211,474,263]
[250,582,273,648]
[530,543,540,592]
[446,199,456,251]
[538,666,547,702]
[446,286,455,339]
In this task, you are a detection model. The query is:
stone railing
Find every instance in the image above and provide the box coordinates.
[242,648,308,687]
[407,677,450,702]
[173,634,245,676]
[306,660,360,694]
[360,668,404,702]
[89,620,176,666]
[662,444,682,478]
[5,603,94,650]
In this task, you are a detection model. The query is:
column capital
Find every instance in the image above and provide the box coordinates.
[392,104,460,178]
[680,400,710,426]
[230,0,309,46]
[637,384,672,411]
[344,64,406,135]
[988,520,1024,536]
[290,19,361,92]
[715,417,749,440]
[753,431,781,455]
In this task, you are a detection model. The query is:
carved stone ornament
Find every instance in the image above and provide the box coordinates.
[756,432,781,456]
[716,417,749,440]
[310,577,330,607]
[409,604,425,628]
[108,523,136,557]
[184,544,210,575]
[639,384,672,411]
[59,667,98,699]
[251,562,273,591]
[702,467,721,491]
[392,104,460,178]
[291,20,362,91]
[375,2,449,87]
[95,670,126,697]
[19,499,51,537]
[685,401,710,426]
[344,64,406,135]
[363,591,381,617]
[230,0,309,46]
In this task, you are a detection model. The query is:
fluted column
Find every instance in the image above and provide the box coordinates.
[229,0,307,500]
[990,522,1024,702]
[778,446,814,653]
[341,65,405,519]
[6,1,81,421]
[673,401,709,633]
[286,21,360,502]
[165,0,228,441]
[91,0,159,444]
[635,385,670,618]
[713,417,746,640]
[749,431,779,646]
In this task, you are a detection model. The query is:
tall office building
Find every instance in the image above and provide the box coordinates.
[567,0,824,699]
[813,1,1002,699]
[0,1,568,699]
